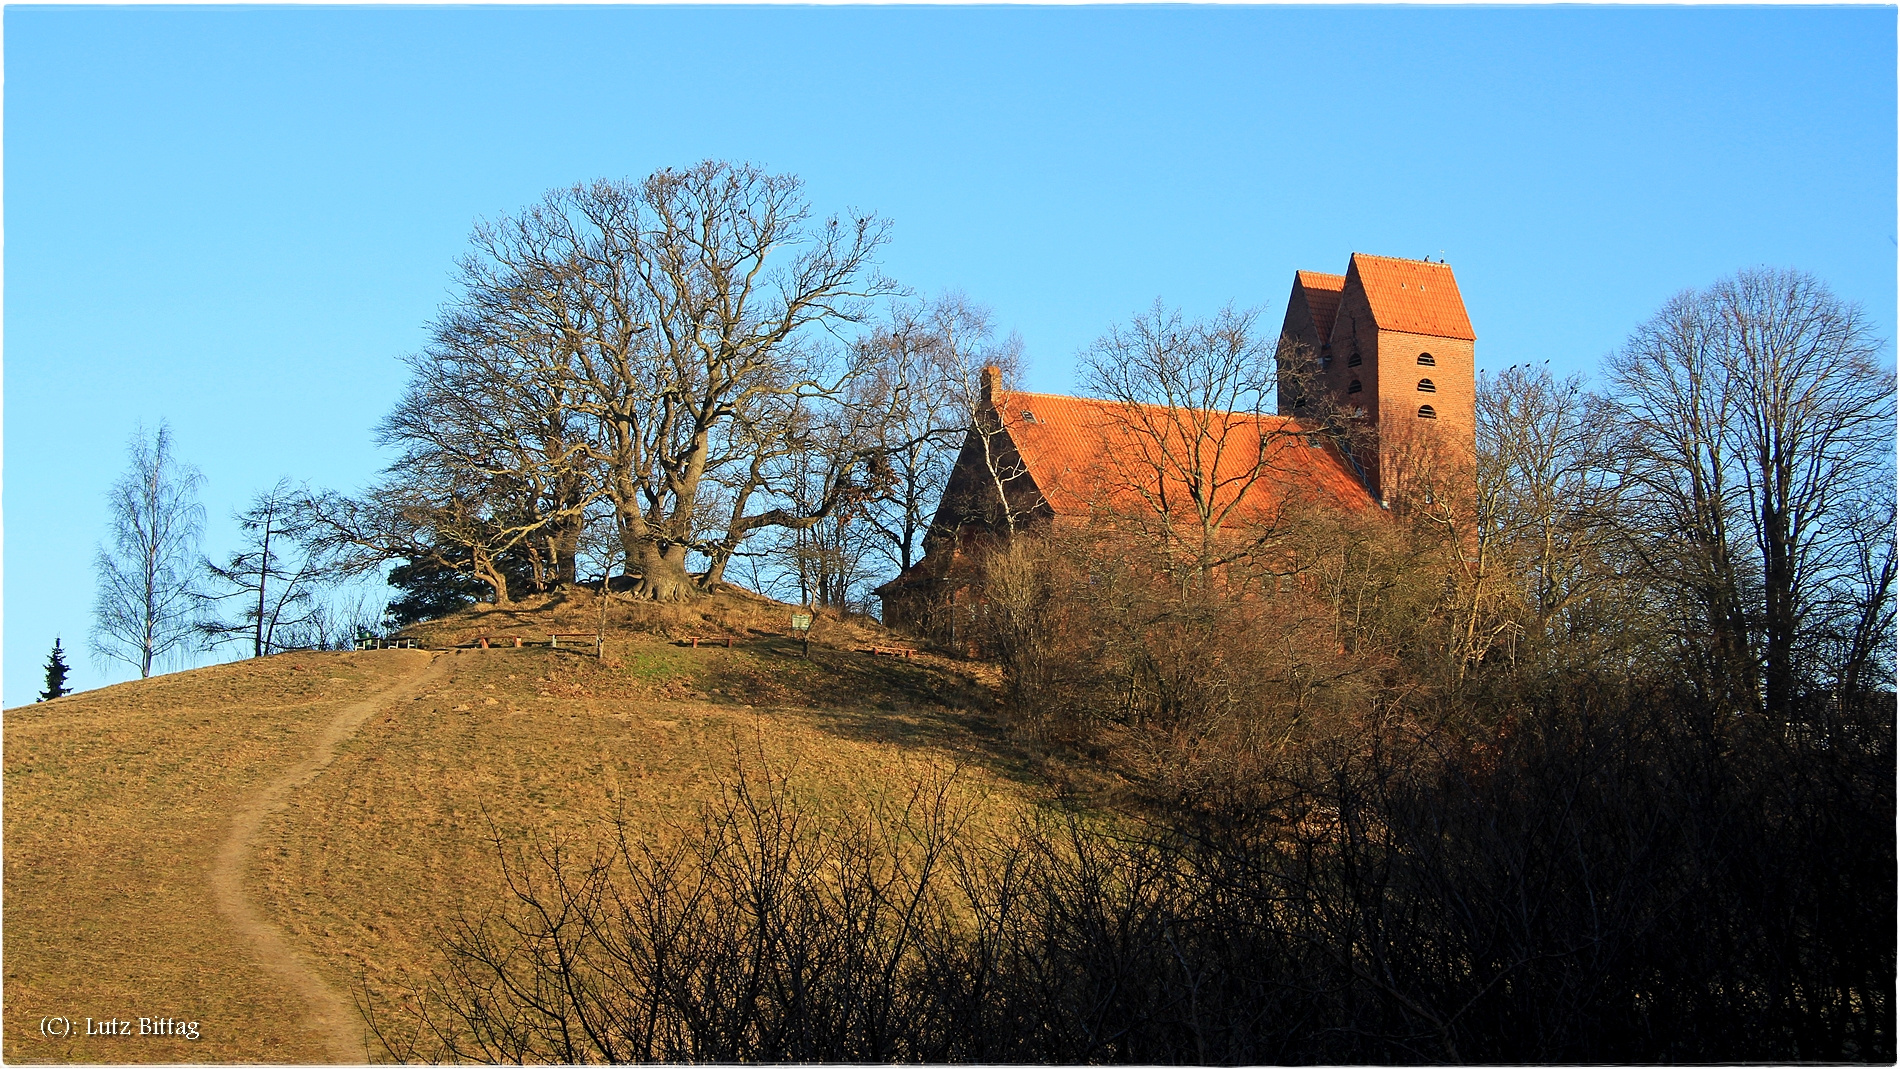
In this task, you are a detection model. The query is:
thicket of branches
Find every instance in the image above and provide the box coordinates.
[369,268,1892,1063]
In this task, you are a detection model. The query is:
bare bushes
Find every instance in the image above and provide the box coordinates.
[367,754,1359,1063]
[975,541,1059,720]
[940,506,1892,1061]
[366,760,1243,1063]
[973,505,1457,800]
[367,761,980,1063]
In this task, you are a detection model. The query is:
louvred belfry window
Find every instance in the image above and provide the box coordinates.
[1418,404,1438,420]
[1347,379,1363,394]
[1418,352,1435,366]
[1417,378,1436,392]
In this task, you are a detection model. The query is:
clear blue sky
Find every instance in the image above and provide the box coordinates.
[6,5,1895,706]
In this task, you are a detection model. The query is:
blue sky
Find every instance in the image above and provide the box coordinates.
[6,4,1895,706]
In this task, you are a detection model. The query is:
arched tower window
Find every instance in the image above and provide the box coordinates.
[1418,352,1435,366]
[1417,404,1438,420]
[1417,378,1436,392]
[1347,379,1363,394]
[1347,349,1362,368]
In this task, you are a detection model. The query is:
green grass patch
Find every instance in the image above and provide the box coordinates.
[615,642,703,684]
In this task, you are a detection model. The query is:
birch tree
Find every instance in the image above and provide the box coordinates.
[90,424,205,678]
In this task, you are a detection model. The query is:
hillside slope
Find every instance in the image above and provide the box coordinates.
[4,590,1056,1063]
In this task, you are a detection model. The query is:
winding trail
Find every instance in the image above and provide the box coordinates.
[209,651,451,1063]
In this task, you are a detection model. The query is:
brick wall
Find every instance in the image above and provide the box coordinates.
[1325,282,1384,495]
[1275,282,1326,416]
[1374,328,1475,505]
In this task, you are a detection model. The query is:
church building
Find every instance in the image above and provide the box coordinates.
[876,253,1475,633]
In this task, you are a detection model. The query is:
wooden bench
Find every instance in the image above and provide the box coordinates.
[473,635,522,649]
[355,637,419,650]
[869,644,918,659]
[548,632,600,650]
[683,636,735,649]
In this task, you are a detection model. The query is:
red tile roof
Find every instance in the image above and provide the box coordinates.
[1292,271,1352,343]
[1348,254,1475,341]
[994,388,1375,521]
[1294,271,1346,344]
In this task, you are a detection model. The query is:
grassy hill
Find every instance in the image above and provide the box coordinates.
[4,588,1073,1063]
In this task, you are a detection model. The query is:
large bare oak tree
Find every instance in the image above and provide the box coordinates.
[372,162,896,602]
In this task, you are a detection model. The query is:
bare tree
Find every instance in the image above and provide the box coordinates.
[198,479,336,657]
[1820,493,1897,703]
[447,162,895,602]
[857,304,955,574]
[697,378,900,592]
[742,296,1032,606]
[90,423,205,678]
[1465,364,1641,672]
[381,304,598,594]
[856,295,1019,568]
[1609,268,1896,717]
[1080,302,1306,576]
[1608,288,1758,700]
[867,297,1033,638]
[743,397,893,608]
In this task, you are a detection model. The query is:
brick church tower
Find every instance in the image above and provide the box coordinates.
[1275,253,1475,507]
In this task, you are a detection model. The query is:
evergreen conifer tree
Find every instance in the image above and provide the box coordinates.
[40,638,72,701]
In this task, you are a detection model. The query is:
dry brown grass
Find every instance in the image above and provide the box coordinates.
[5,588,1066,1063]
[3,650,432,1063]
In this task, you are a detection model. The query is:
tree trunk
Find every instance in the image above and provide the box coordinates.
[630,540,698,602]
[254,520,274,658]
[473,550,513,608]
[702,544,736,589]
[553,515,582,586]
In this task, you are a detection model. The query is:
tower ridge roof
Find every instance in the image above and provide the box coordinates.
[1292,271,1347,345]
[1346,253,1475,341]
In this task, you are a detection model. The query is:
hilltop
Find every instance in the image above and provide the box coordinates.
[4,587,1099,1063]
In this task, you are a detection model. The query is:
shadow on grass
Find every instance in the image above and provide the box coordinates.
[686,639,1053,795]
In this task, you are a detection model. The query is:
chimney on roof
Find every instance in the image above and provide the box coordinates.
[981,365,1002,406]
